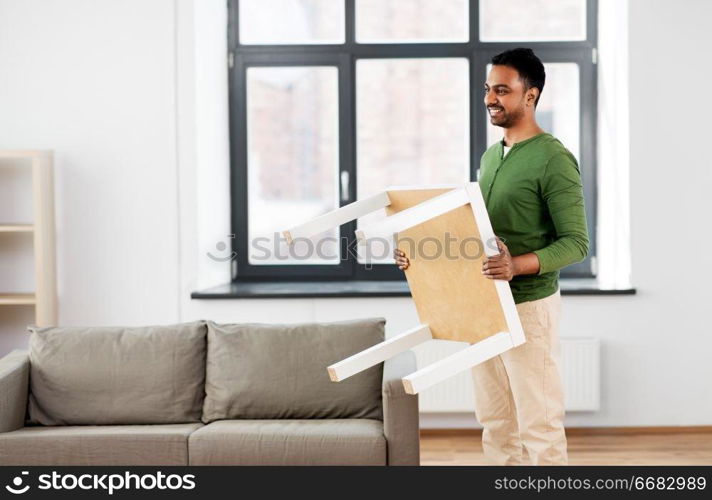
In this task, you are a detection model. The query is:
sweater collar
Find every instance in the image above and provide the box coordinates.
[500,131,549,150]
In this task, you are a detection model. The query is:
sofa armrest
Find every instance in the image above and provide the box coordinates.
[382,350,419,465]
[0,350,29,433]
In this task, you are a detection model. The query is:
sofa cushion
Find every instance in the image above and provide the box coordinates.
[28,321,207,425]
[0,423,202,465]
[202,318,385,422]
[188,419,386,465]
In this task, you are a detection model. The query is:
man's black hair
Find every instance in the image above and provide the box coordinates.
[491,48,546,106]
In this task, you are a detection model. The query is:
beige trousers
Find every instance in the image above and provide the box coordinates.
[470,289,567,465]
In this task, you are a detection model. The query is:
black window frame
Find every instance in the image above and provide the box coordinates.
[228,0,598,282]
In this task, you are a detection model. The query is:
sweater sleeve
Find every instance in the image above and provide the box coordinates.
[532,153,590,274]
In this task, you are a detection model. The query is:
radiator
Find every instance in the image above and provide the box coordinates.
[413,338,600,412]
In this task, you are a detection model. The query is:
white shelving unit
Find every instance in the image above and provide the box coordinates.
[0,150,57,326]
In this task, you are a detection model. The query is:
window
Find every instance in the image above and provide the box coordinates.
[228,0,598,282]
[246,66,340,266]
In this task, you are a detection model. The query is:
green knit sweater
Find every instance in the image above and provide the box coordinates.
[478,132,590,303]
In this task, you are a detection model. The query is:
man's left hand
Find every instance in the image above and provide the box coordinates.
[482,236,515,281]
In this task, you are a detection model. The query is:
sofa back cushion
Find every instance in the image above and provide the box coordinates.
[27,321,207,425]
[201,318,385,423]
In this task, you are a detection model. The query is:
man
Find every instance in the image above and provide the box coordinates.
[394,48,589,465]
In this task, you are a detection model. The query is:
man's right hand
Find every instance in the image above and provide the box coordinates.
[394,248,410,270]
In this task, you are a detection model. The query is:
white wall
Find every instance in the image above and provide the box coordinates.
[0,0,180,353]
[0,0,710,428]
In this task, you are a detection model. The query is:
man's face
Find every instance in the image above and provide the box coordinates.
[484,65,531,128]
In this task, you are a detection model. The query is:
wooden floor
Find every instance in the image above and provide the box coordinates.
[420,428,712,465]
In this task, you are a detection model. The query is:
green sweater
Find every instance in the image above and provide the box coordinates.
[478,132,590,304]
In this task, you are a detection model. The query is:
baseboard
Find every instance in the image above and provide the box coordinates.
[420,425,712,437]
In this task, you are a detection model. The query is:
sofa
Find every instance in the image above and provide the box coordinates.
[0,318,419,466]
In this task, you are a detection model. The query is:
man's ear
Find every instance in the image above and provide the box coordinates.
[527,87,539,106]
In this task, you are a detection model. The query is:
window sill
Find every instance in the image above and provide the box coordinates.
[191,279,636,299]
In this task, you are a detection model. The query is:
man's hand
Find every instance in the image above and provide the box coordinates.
[394,248,410,270]
[482,236,515,281]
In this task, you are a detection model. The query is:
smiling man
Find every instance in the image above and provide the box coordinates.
[395,48,589,465]
[476,48,589,466]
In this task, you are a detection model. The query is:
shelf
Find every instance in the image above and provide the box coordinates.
[0,224,34,232]
[0,293,36,305]
[0,150,52,159]
[0,150,57,326]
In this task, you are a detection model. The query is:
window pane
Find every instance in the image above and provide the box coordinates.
[356,0,468,43]
[247,67,340,265]
[479,0,586,42]
[239,0,345,45]
[486,63,580,163]
[356,58,470,264]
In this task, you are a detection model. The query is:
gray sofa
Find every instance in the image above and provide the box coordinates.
[0,318,419,466]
